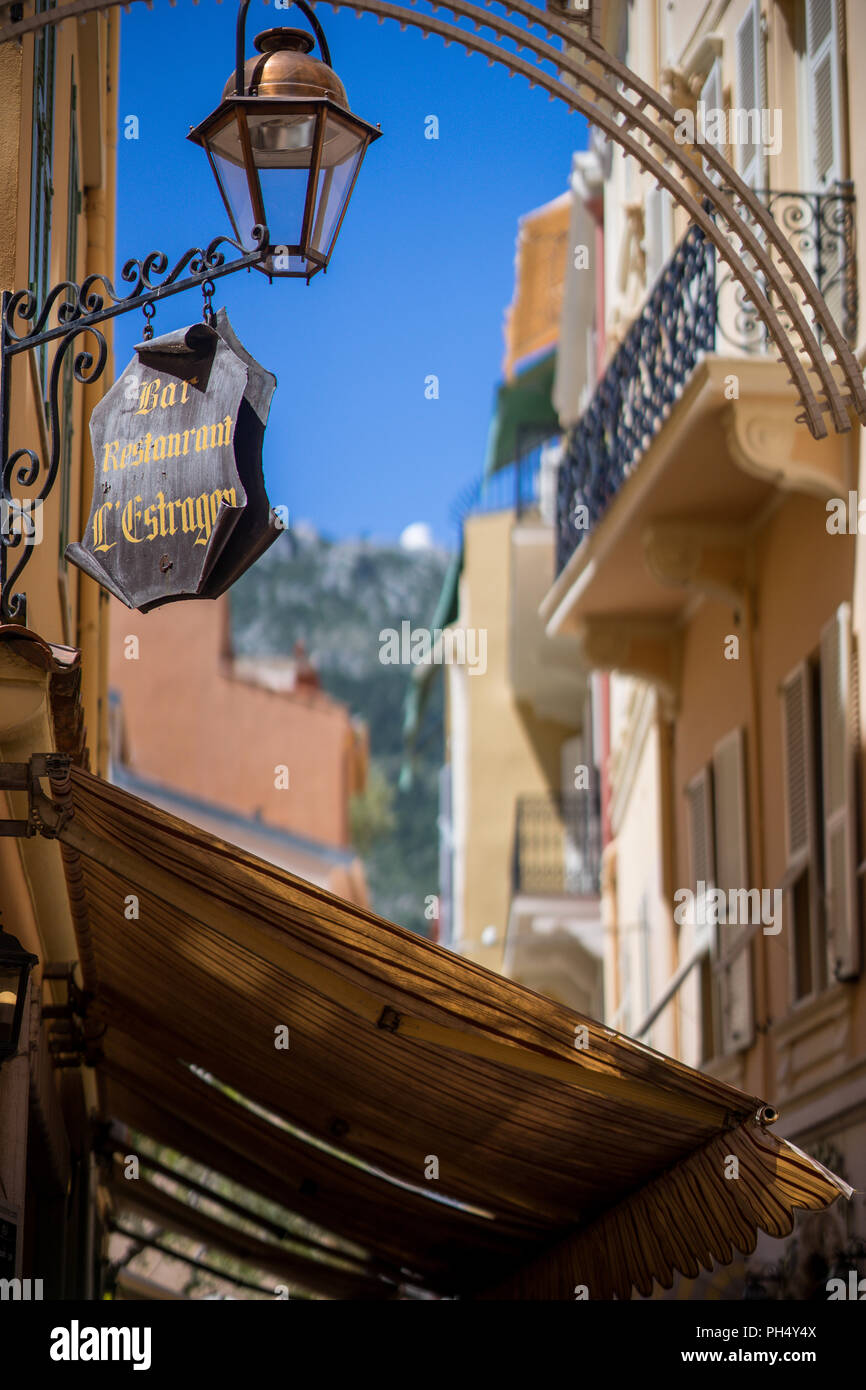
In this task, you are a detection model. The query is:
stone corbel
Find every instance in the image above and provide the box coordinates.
[578,615,682,714]
[726,396,849,499]
[642,521,749,609]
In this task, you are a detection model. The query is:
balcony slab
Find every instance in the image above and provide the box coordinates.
[542,356,850,640]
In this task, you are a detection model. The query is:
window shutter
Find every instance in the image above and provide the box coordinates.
[820,603,860,980]
[713,729,754,1053]
[781,662,818,865]
[736,0,764,187]
[699,59,724,184]
[687,766,715,887]
[805,0,842,187]
[644,186,672,290]
[686,766,715,958]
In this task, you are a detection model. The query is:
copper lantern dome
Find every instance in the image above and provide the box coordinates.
[188,6,381,279]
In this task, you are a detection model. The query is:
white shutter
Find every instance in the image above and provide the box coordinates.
[805,0,842,188]
[699,59,724,184]
[820,603,860,980]
[712,728,754,1053]
[686,766,715,960]
[644,186,672,290]
[736,0,765,188]
[781,662,818,866]
[687,766,715,887]
[781,660,823,1001]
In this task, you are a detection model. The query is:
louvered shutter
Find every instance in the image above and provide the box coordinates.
[713,729,754,1052]
[805,0,842,188]
[781,660,823,999]
[685,767,716,1061]
[699,59,724,183]
[781,663,817,865]
[644,186,672,289]
[687,766,715,949]
[736,0,765,188]
[820,603,860,980]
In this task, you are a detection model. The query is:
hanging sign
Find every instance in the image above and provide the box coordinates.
[67,309,281,610]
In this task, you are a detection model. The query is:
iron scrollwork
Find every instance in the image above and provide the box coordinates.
[0,226,268,624]
[556,222,717,575]
[716,186,858,353]
[556,185,858,577]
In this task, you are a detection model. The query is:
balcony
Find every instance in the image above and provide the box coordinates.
[505,790,603,1015]
[556,186,858,576]
[511,791,601,897]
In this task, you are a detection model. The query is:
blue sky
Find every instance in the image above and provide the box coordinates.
[115,0,586,547]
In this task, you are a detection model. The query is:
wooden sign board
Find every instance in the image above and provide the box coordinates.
[67,309,281,610]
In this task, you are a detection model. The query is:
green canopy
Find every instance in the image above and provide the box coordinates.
[483,351,559,476]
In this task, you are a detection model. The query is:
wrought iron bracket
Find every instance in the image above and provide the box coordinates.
[0,226,269,624]
[0,752,73,837]
[41,959,102,1068]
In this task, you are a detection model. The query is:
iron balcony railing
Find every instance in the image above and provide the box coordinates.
[556,185,858,575]
[512,792,601,897]
[449,444,548,541]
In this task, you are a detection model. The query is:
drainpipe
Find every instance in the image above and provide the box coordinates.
[78,14,119,777]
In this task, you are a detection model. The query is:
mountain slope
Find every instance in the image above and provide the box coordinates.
[230,529,448,935]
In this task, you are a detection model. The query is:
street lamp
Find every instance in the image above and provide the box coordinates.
[0,924,38,1066]
[188,2,381,279]
[1,0,383,624]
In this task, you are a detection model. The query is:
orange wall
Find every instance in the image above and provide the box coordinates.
[108,594,357,849]
[672,491,858,1093]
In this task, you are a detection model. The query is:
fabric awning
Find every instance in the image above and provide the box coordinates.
[483,352,559,477]
[46,765,850,1300]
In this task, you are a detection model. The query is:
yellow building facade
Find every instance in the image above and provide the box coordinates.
[0,8,118,1295]
[543,0,866,1295]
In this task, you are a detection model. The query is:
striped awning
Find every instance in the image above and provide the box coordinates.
[47,765,849,1300]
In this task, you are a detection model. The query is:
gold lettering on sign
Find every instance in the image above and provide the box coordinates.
[92,501,116,553]
[135,380,161,416]
[102,415,232,471]
[88,488,238,555]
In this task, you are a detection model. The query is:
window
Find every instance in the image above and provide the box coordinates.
[699,58,724,184]
[685,764,717,1063]
[643,186,673,290]
[803,0,844,189]
[713,729,754,1052]
[780,657,825,1001]
[819,604,860,979]
[780,603,861,998]
[30,0,56,392]
[685,729,755,1061]
[735,0,766,189]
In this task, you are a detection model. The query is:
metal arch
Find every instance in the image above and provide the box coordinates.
[1,0,862,438]
[307,0,862,438]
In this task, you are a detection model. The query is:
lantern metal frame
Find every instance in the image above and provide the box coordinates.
[187,0,381,280]
[188,97,381,279]
[0,925,38,1066]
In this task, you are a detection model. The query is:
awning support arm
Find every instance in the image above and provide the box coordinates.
[0,752,73,837]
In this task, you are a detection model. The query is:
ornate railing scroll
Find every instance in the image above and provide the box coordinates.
[556,186,858,576]
[555,223,716,575]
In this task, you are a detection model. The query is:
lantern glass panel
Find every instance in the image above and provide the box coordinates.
[0,966,21,1048]
[206,116,258,248]
[308,113,368,259]
[246,109,323,255]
